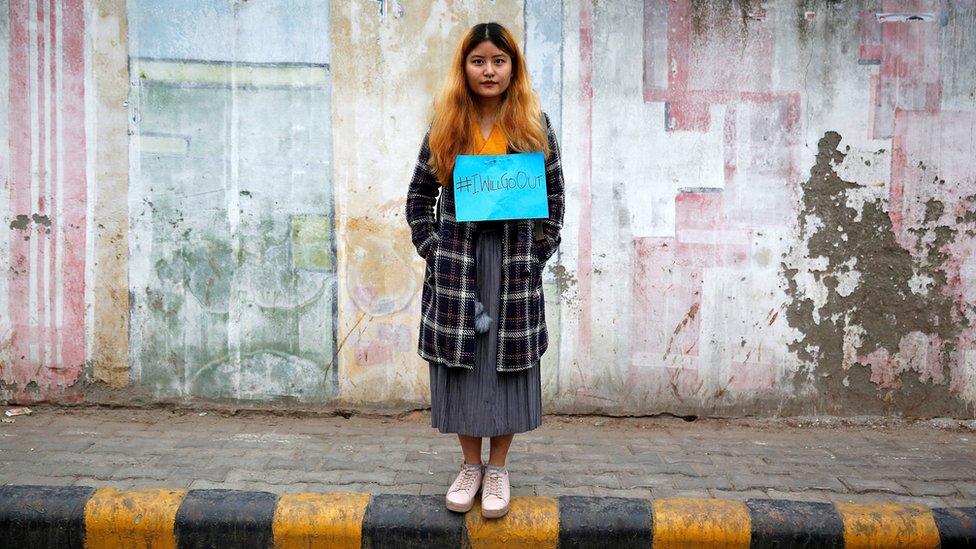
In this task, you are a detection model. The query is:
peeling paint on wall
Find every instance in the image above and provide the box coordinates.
[782,131,970,415]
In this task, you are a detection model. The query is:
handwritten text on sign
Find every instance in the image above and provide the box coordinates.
[453,152,548,222]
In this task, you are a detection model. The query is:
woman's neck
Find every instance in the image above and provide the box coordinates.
[474,99,501,122]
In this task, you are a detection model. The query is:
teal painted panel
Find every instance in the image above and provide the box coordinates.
[128,7,336,402]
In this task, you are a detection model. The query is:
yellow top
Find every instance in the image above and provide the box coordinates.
[471,122,509,230]
[472,122,508,155]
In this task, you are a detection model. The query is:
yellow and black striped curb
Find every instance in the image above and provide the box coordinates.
[0,484,973,547]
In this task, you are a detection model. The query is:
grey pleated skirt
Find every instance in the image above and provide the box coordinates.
[428,223,543,437]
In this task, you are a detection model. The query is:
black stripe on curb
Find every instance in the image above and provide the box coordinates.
[174,488,278,549]
[0,484,973,548]
[557,495,652,548]
[361,494,467,548]
[932,506,976,548]
[0,485,95,549]
[746,499,844,548]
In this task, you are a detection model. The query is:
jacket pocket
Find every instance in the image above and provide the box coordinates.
[424,234,439,285]
[526,235,543,287]
[530,253,543,289]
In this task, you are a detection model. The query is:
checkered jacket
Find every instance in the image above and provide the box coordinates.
[406,112,564,372]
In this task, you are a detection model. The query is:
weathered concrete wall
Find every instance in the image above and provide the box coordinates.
[2,0,974,418]
[126,0,336,403]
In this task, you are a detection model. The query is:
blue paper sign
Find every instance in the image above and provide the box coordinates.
[452,152,548,222]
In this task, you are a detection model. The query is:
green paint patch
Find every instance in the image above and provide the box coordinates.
[132,76,336,402]
[9,214,30,230]
[291,216,333,271]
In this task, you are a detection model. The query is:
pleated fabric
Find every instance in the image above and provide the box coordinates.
[428,222,543,437]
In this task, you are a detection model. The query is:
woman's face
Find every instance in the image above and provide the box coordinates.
[465,40,512,103]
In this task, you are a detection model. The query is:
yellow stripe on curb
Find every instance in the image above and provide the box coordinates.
[652,497,751,548]
[836,503,940,549]
[465,496,559,549]
[83,487,187,549]
[273,492,371,549]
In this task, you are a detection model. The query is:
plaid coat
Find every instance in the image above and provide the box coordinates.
[406,112,565,372]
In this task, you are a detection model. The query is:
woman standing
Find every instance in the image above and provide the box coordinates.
[405,22,565,518]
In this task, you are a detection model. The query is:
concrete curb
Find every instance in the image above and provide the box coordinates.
[0,484,973,548]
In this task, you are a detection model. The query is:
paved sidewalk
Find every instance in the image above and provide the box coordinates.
[0,405,973,508]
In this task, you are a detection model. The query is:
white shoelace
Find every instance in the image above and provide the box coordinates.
[484,471,503,498]
[452,467,480,492]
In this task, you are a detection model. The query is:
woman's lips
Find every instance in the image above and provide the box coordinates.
[482,82,496,86]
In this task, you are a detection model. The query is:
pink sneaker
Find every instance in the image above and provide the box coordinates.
[480,466,510,518]
[445,462,484,512]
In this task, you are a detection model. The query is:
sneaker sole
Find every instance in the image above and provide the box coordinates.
[481,505,509,518]
[445,497,475,513]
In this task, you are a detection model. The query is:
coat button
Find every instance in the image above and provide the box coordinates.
[517,231,528,242]
[439,227,450,239]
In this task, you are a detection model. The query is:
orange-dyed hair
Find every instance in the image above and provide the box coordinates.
[428,22,550,186]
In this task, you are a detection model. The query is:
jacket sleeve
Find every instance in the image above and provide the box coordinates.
[406,131,442,261]
[536,112,565,264]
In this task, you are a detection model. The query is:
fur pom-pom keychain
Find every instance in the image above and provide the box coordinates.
[474,300,493,334]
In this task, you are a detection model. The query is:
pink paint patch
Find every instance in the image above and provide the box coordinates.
[675,192,725,230]
[872,3,942,138]
[4,0,87,400]
[890,111,976,245]
[669,365,703,397]
[673,193,751,269]
[351,285,379,307]
[631,238,704,362]
[355,339,393,367]
[575,0,594,390]
[666,99,711,132]
[861,348,899,389]
[948,328,976,398]
[858,9,882,64]
[921,335,945,385]
[727,358,778,391]
[859,334,948,390]
[889,112,976,386]
[374,322,412,353]
[630,190,755,394]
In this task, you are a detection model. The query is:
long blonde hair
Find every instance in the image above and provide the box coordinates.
[428,22,550,186]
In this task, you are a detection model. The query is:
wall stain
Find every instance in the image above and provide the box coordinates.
[664,302,700,358]
[956,194,976,236]
[690,0,764,36]
[782,131,968,415]
[347,208,419,316]
[548,263,575,297]
[9,214,31,230]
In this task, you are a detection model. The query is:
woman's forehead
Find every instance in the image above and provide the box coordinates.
[468,41,509,58]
